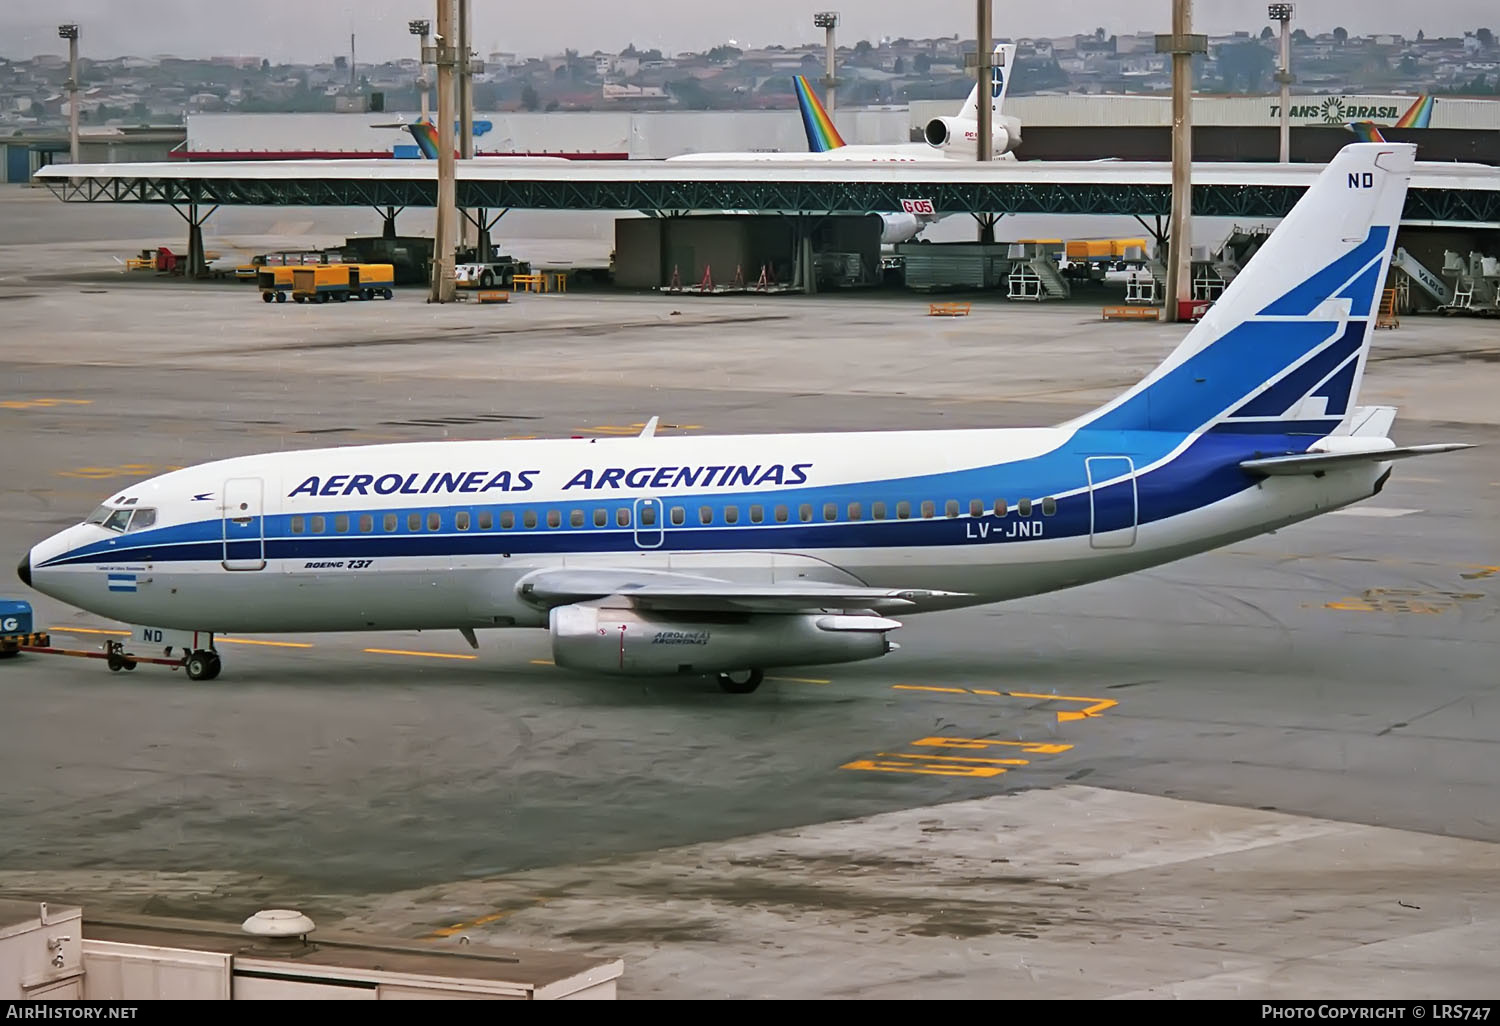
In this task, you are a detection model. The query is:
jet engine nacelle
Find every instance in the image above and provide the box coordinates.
[875,211,928,245]
[549,603,901,677]
[922,115,1021,156]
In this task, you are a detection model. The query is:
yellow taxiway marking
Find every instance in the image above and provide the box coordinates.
[840,736,1074,778]
[364,648,477,661]
[427,899,550,938]
[1460,565,1500,580]
[892,685,1116,722]
[1317,587,1485,615]
[1,398,93,410]
[47,626,132,636]
[218,637,315,649]
[577,422,703,436]
[767,675,831,685]
[529,658,554,666]
[56,463,184,480]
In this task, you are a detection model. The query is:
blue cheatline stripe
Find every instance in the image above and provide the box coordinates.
[1310,358,1360,416]
[1258,226,1388,316]
[41,428,1328,570]
[1230,320,1364,418]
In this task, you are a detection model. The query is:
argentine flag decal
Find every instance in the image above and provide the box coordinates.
[107,573,137,593]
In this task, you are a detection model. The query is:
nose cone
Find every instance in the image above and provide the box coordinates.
[17,552,31,588]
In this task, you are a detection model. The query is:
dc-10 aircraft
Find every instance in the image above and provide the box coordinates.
[17,142,1473,693]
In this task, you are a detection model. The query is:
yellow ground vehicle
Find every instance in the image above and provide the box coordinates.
[291,264,352,303]
[348,263,396,300]
[257,266,310,303]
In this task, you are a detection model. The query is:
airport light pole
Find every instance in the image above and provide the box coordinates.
[1157,0,1207,322]
[408,19,431,124]
[457,0,473,252]
[1269,3,1294,162]
[427,0,457,303]
[58,24,79,165]
[976,1,991,165]
[814,12,838,112]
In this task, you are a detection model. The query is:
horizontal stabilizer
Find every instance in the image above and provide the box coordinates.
[1240,443,1474,477]
[517,568,969,613]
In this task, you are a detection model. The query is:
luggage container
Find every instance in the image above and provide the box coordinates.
[348,263,395,300]
[257,266,308,303]
[291,264,351,303]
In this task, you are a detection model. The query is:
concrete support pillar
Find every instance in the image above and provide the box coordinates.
[1156,1,1206,322]
[429,0,457,303]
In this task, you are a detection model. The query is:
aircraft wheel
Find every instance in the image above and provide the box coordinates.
[107,650,127,672]
[717,668,764,694]
[185,650,218,682]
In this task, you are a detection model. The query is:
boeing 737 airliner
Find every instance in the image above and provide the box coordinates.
[17,143,1473,692]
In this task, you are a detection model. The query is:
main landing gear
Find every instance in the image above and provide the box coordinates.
[717,668,765,694]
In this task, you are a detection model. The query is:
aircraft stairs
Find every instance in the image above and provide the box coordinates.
[1123,261,1166,305]
[1439,250,1500,316]
[1390,247,1454,309]
[1006,256,1072,301]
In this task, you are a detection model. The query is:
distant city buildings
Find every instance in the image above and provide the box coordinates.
[1,26,1495,131]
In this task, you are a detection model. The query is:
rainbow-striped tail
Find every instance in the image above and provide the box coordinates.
[792,75,846,152]
[1346,121,1387,142]
[1394,94,1434,128]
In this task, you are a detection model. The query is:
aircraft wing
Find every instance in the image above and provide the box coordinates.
[1239,443,1473,477]
[515,567,970,614]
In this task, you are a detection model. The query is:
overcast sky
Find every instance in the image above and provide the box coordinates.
[5,2,1495,64]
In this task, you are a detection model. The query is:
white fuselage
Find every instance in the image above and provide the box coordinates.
[25,426,1384,635]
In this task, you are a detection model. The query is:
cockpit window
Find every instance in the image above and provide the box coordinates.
[85,505,112,525]
[126,508,156,532]
[102,509,133,533]
[93,507,157,533]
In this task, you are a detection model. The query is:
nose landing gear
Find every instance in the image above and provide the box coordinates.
[184,649,222,681]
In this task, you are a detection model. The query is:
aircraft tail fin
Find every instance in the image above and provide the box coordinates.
[793,75,845,152]
[1347,120,1387,142]
[1394,95,1434,128]
[956,42,1014,120]
[1073,142,1416,438]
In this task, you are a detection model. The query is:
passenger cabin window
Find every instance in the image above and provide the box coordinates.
[456,512,471,531]
[408,513,421,532]
[1018,498,1033,517]
[523,511,537,529]
[848,502,862,521]
[502,511,516,530]
[994,499,1008,517]
[359,515,373,533]
[1042,496,1057,516]
[823,503,837,522]
[670,506,686,526]
[546,510,561,528]
[479,511,493,530]
[311,515,326,534]
[640,505,657,527]
[570,510,584,528]
[724,506,739,525]
[617,508,631,527]
[290,516,305,535]
[969,499,984,518]
[335,514,349,534]
[699,506,713,525]
[945,500,960,518]
[384,513,397,532]
[920,501,935,519]
[872,501,887,520]
[774,505,789,523]
[749,504,764,524]
[594,509,607,527]
[896,501,911,520]
[427,512,441,531]
[799,504,813,523]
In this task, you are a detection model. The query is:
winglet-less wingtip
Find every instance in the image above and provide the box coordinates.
[639,417,659,439]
